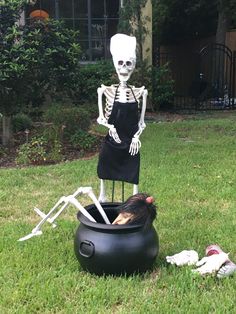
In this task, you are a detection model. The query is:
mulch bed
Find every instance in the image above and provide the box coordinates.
[0,132,103,169]
[0,112,193,168]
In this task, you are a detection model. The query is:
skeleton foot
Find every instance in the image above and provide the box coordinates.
[18,230,42,242]
[217,262,236,278]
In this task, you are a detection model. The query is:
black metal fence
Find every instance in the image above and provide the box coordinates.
[156,44,236,111]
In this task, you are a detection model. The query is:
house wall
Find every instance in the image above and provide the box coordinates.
[160,31,236,56]
[226,29,236,52]
[159,36,216,96]
[159,31,236,102]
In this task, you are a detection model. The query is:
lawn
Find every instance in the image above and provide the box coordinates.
[1,113,236,313]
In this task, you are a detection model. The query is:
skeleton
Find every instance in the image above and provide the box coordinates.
[18,187,110,242]
[18,35,148,241]
[97,34,148,202]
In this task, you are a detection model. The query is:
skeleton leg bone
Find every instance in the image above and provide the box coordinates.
[133,184,138,195]
[18,186,110,242]
[33,207,57,228]
[98,179,107,203]
[18,197,68,241]
[99,180,139,203]
[87,189,110,224]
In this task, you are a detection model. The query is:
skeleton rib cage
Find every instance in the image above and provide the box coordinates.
[103,84,145,120]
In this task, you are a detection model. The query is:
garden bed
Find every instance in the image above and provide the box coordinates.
[2,110,235,168]
[0,130,103,168]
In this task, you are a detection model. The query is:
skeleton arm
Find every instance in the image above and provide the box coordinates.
[97,85,121,143]
[129,88,147,156]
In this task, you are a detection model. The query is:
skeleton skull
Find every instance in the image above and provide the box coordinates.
[110,34,136,83]
[114,58,136,82]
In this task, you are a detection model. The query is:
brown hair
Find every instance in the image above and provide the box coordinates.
[117,193,157,227]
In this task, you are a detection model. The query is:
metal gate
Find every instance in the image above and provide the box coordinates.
[158,44,236,111]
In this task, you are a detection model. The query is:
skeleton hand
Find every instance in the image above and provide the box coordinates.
[166,250,199,266]
[192,252,229,275]
[129,136,141,156]
[108,125,121,143]
[97,116,107,125]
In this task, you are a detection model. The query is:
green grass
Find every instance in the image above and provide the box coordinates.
[1,113,236,313]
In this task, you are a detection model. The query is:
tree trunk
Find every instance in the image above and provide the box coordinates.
[213,5,230,98]
[2,116,12,146]
[215,7,229,44]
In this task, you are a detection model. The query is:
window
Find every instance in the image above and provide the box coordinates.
[26,0,120,61]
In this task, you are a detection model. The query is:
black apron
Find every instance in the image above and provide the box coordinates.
[97,86,140,184]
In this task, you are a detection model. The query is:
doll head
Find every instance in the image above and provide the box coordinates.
[112,193,157,227]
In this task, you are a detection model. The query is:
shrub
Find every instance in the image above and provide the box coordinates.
[43,105,91,138]
[0,3,81,116]
[46,140,63,163]
[16,143,31,165]
[69,129,97,150]
[12,113,33,132]
[16,136,47,165]
[0,2,81,145]
[72,61,115,104]
[77,103,98,120]
[130,61,174,111]
[16,134,63,165]
[42,125,63,162]
[151,63,175,111]
[0,146,7,158]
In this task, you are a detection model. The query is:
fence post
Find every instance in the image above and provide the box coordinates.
[232,51,236,109]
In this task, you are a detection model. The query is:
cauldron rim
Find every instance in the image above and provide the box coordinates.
[77,202,144,231]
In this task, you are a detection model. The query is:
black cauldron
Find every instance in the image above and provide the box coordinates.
[74,202,159,276]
